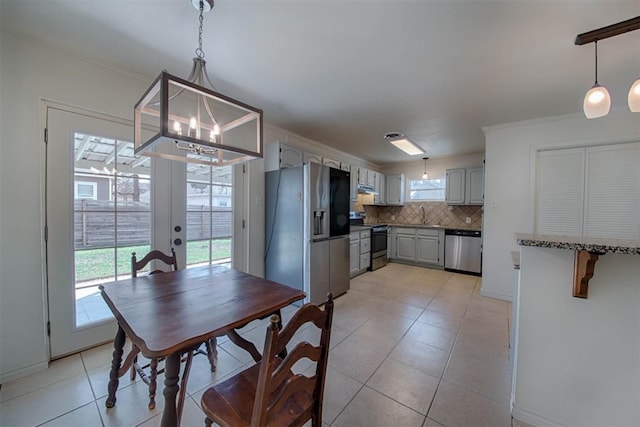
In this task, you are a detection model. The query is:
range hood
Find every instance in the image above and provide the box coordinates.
[357,184,378,194]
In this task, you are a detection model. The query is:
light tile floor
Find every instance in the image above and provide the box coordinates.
[0,263,518,427]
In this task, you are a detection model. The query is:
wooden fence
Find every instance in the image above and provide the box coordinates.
[74,200,232,249]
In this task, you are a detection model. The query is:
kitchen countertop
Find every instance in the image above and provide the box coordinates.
[384,224,482,232]
[515,233,640,255]
[350,225,372,232]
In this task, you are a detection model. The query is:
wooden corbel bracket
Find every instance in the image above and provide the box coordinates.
[573,250,603,298]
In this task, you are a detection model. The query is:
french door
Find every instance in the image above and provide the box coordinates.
[45,103,244,358]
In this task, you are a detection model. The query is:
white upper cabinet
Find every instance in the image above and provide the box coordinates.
[584,143,640,239]
[445,168,466,204]
[323,157,341,169]
[349,165,358,202]
[535,142,640,240]
[535,148,585,237]
[304,151,322,165]
[264,141,303,171]
[446,167,484,205]
[340,163,351,172]
[465,167,484,205]
[386,174,405,205]
[374,172,385,205]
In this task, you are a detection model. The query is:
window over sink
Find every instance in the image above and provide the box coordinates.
[410,178,446,201]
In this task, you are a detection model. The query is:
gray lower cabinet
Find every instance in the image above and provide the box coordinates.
[391,227,444,267]
[396,229,416,261]
[349,238,359,276]
[350,230,370,277]
[416,229,439,264]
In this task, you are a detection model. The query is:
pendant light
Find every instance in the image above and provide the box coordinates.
[134,0,263,166]
[629,77,640,112]
[583,41,611,119]
[421,157,429,180]
[575,16,640,117]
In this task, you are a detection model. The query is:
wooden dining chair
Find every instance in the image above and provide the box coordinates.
[200,294,334,427]
[128,248,218,410]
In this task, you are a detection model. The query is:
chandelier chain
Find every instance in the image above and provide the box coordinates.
[196,0,205,59]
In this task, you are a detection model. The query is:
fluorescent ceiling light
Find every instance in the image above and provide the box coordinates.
[384,132,424,155]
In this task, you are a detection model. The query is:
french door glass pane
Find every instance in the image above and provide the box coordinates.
[186,164,232,267]
[73,133,151,327]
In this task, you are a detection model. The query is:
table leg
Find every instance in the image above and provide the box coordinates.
[160,352,180,427]
[106,326,126,408]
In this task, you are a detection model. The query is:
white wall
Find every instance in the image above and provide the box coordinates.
[482,112,640,300]
[515,246,640,426]
[0,31,154,381]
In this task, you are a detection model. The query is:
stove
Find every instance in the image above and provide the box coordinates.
[349,213,389,270]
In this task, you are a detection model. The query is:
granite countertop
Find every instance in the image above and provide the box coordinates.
[386,223,482,232]
[515,233,640,255]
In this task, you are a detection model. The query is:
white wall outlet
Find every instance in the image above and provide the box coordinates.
[465,216,471,224]
[391,215,395,221]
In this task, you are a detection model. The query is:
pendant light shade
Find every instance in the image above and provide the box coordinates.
[421,157,429,180]
[583,41,610,119]
[583,84,611,118]
[629,78,640,112]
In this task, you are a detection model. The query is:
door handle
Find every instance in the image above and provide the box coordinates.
[173,238,182,246]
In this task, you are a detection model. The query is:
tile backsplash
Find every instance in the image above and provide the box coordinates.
[360,202,483,229]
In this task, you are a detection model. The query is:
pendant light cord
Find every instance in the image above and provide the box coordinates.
[594,40,598,85]
[196,1,205,59]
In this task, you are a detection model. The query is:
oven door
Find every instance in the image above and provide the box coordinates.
[371,228,388,258]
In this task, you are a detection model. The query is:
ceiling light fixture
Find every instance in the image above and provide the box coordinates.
[583,41,611,119]
[421,157,429,179]
[384,132,424,156]
[575,16,640,118]
[134,0,263,166]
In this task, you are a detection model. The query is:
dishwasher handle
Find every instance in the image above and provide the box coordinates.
[445,229,481,238]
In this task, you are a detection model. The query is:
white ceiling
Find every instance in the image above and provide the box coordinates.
[2,0,639,165]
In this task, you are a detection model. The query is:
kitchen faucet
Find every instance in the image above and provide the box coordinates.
[420,205,426,224]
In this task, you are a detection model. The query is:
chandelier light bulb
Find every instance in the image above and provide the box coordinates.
[173,120,182,135]
[629,78,640,112]
[583,84,611,119]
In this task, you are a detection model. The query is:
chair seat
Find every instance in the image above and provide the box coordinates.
[201,359,314,427]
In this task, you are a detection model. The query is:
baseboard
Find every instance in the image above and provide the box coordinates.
[0,359,48,385]
[479,288,512,302]
[512,404,567,427]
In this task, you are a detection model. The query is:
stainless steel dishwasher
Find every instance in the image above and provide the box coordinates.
[444,229,482,275]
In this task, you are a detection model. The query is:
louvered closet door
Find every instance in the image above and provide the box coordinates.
[584,143,640,240]
[535,148,585,237]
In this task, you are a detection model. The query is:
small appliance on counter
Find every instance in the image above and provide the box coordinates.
[349,212,389,271]
[444,229,482,275]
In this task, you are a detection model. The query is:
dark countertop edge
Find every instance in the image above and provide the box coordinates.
[515,233,640,255]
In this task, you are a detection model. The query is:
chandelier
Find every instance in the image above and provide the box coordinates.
[134,0,263,166]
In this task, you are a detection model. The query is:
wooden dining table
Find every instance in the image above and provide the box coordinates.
[99,264,305,427]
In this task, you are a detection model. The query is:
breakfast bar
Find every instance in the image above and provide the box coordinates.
[510,233,640,426]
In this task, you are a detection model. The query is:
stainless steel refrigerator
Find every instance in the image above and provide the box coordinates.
[265,163,350,305]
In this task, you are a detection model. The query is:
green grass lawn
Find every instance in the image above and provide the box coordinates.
[75,239,231,282]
